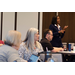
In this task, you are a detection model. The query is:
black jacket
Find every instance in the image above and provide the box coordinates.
[40,38,53,51]
[49,24,65,47]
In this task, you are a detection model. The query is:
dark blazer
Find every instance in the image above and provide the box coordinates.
[40,38,53,51]
[49,24,65,47]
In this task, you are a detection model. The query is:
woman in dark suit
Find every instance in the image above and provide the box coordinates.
[49,16,68,47]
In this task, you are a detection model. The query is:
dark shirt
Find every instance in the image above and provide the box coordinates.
[49,24,65,47]
[40,38,53,51]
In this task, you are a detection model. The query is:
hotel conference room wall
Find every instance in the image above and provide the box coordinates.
[42,12,75,43]
[0,12,1,40]
[17,12,38,40]
[2,12,15,41]
[0,12,43,41]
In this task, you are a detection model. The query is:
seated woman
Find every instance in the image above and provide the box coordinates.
[0,30,26,62]
[18,28,43,61]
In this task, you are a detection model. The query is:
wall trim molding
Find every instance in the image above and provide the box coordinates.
[1,12,3,40]
[38,12,40,33]
[14,12,17,30]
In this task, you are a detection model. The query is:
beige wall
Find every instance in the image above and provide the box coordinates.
[1,12,43,41]
[39,12,43,40]
[0,12,1,40]
[17,12,38,41]
[2,12,15,41]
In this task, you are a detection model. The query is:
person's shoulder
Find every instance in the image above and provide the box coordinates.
[20,42,25,45]
[1,45,13,49]
[40,38,49,44]
[20,42,26,47]
[1,45,17,53]
[37,41,42,46]
[50,24,53,25]
[19,42,27,51]
[0,45,8,52]
[50,24,55,27]
[49,24,54,28]
[7,45,17,51]
[40,38,45,42]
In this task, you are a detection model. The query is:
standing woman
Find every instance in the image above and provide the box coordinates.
[49,16,68,47]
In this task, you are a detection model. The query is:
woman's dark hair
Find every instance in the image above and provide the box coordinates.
[44,29,51,38]
[51,16,59,25]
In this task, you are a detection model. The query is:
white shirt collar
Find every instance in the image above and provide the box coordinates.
[54,24,60,30]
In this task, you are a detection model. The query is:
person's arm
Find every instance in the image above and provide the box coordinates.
[39,43,44,52]
[61,26,68,38]
[63,26,68,30]
[61,32,65,38]
[0,44,3,46]
[59,27,65,38]
[51,47,64,52]
[49,24,65,37]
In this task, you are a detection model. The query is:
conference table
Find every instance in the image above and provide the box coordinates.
[39,51,75,62]
[55,51,75,62]
[58,51,75,55]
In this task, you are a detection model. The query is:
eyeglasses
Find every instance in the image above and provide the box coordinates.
[50,34,53,36]
[48,33,53,36]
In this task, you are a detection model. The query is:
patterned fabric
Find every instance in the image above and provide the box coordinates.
[18,42,43,61]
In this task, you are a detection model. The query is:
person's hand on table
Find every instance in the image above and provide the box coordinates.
[60,48,64,51]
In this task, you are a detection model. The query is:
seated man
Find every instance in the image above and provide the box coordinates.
[40,29,64,52]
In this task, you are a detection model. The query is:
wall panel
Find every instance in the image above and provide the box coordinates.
[42,12,56,38]
[17,12,38,41]
[59,12,75,43]
[2,12,15,41]
[0,12,1,40]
